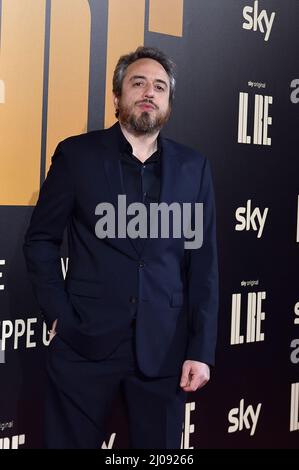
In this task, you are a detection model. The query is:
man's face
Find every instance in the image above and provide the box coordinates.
[114,58,171,135]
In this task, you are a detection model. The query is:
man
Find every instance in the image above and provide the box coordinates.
[23,46,218,449]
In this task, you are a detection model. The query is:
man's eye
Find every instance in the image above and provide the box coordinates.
[133,82,143,87]
[155,85,165,91]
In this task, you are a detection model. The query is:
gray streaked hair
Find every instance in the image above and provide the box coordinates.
[113,46,176,105]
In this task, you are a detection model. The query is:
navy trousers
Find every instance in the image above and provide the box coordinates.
[44,325,186,449]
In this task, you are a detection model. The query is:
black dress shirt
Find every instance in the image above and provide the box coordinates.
[116,125,162,318]
[117,125,161,206]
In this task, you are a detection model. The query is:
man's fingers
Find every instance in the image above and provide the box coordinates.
[180,374,189,387]
[49,331,57,342]
[181,375,209,392]
[180,361,210,392]
[48,318,58,342]
[180,364,192,387]
[181,376,199,392]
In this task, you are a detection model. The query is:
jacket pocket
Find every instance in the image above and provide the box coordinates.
[170,292,184,308]
[66,279,105,298]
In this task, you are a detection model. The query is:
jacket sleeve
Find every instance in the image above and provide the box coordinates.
[23,142,75,329]
[185,156,219,366]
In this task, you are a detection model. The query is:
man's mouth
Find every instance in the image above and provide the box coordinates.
[137,102,157,111]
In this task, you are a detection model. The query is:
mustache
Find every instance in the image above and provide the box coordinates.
[135,99,159,110]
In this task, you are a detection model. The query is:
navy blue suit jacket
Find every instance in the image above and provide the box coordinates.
[23,122,218,377]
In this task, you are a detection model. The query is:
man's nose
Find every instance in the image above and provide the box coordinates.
[143,82,155,98]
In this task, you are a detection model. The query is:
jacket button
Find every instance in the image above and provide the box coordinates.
[130,296,138,304]
[138,261,145,268]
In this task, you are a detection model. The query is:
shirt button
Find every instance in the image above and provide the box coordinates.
[130,296,138,304]
[138,261,145,268]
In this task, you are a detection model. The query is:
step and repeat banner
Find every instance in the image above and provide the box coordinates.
[0,0,298,449]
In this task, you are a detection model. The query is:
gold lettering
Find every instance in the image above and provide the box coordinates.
[46,0,91,173]
[0,0,46,205]
[149,0,184,37]
[105,0,145,128]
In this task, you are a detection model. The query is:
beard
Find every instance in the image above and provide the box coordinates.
[117,99,171,135]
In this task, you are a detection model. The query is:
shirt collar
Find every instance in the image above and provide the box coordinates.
[117,122,162,162]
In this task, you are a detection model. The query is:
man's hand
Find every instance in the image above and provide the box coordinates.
[49,319,57,342]
[180,360,210,392]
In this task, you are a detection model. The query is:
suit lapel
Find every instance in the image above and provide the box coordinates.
[140,138,183,257]
[99,124,136,258]
[159,138,182,206]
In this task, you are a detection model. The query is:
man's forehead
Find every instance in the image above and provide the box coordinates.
[125,58,169,81]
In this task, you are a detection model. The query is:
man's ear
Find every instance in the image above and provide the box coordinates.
[113,94,119,112]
